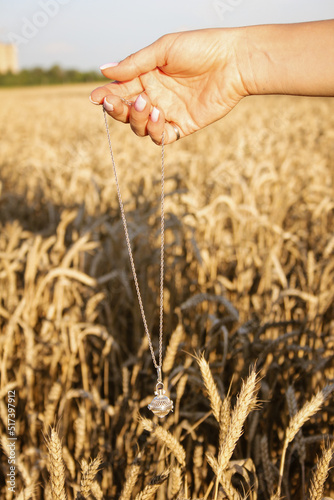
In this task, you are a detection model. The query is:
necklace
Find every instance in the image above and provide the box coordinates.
[103,107,173,418]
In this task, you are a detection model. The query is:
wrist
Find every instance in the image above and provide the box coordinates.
[222,25,271,99]
[235,21,334,98]
[235,24,283,97]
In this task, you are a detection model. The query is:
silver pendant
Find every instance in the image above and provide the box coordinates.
[148,380,173,418]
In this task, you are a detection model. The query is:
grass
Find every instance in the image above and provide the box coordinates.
[0,84,333,499]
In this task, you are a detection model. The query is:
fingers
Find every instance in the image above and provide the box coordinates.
[147,106,165,145]
[90,90,181,145]
[102,92,166,144]
[128,93,165,144]
[90,85,114,105]
[90,81,141,107]
[129,94,151,137]
[103,95,131,123]
[162,122,183,145]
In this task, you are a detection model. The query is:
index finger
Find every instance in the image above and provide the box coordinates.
[90,79,143,105]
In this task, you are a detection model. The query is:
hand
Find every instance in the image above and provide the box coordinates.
[90,29,248,144]
[91,21,334,145]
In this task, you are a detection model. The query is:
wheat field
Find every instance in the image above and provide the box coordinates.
[0,84,333,500]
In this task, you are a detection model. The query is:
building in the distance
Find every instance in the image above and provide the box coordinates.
[0,44,19,74]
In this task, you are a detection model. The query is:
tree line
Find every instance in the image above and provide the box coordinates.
[0,65,106,86]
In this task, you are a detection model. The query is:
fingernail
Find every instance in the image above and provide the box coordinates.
[99,62,119,71]
[151,107,160,123]
[89,95,99,105]
[103,97,114,112]
[134,94,146,112]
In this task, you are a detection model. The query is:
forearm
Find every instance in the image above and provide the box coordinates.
[239,20,334,97]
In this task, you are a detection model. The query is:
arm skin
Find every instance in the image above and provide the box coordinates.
[90,20,334,144]
[242,20,334,97]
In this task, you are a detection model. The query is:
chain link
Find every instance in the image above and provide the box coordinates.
[103,108,165,371]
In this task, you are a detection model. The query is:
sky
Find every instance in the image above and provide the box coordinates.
[0,0,334,71]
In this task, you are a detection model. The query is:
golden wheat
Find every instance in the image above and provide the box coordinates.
[45,428,67,500]
[218,367,259,472]
[276,385,334,498]
[135,470,170,500]
[119,463,141,500]
[260,435,275,497]
[309,443,334,500]
[79,454,103,499]
[140,417,186,467]
[0,85,333,499]
[197,353,223,422]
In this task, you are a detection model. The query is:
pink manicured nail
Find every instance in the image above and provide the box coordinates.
[134,94,146,112]
[103,97,114,112]
[99,62,119,70]
[89,95,99,105]
[151,107,160,123]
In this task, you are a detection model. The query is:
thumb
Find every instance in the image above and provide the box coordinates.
[99,37,168,81]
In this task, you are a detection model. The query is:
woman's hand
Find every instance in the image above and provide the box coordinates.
[90,20,334,144]
[90,29,248,144]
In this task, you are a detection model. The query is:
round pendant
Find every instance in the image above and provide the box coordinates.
[148,383,173,418]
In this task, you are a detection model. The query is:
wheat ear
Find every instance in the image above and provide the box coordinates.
[170,466,182,498]
[43,381,62,433]
[206,453,240,500]
[62,446,76,480]
[119,463,141,500]
[219,396,231,447]
[269,493,281,500]
[260,435,275,496]
[197,353,223,422]
[286,386,306,457]
[74,404,86,460]
[135,470,170,500]
[276,385,334,498]
[79,453,103,499]
[308,442,334,500]
[162,324,184,374]
[46,428,67,500]
[90,480,104,500]
[16,485,37,500]
[286,385,306,491]
[209,367,258,500]
[140,417,186,466]
[219,367,258,471]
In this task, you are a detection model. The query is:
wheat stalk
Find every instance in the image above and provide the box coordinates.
[206,453,240,500]
[1,87,334,500]
[276,385,334,498]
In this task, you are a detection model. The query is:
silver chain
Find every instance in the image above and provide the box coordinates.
[103,108,164,371]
